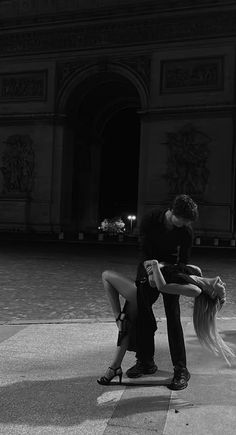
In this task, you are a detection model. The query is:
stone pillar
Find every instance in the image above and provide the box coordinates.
[50,116,68,233]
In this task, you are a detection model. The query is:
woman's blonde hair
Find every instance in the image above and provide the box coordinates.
[193,293,235,365]
[161,263,235,365]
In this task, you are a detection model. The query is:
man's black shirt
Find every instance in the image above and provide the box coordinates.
[134,207,194,363]
[138,208,193,265]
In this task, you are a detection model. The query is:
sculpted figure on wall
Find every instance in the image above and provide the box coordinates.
[0,134,35,195]
[163,124,211,197]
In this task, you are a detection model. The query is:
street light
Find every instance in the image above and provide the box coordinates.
[128,215,136,232]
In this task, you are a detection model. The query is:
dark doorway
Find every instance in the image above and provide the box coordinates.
[62,71,142,233]
[99,107,140,222]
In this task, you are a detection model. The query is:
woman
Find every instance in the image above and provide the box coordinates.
[97,260,234,385]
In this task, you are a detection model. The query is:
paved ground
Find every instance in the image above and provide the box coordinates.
[0,318,236,434]
[0,241,236,323]
[0,241,236,434]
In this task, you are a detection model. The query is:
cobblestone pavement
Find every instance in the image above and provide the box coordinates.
[0,241,236,323]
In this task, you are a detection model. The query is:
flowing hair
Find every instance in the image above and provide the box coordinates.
[193,293,235,365]
[161,263,235,365]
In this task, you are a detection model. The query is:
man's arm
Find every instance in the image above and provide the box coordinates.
[144,260,201,297]
[159,283,201,297]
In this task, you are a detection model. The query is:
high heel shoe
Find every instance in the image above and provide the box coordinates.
[97,366,123,385]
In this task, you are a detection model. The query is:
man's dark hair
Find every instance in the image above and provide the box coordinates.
[171,194,198,221]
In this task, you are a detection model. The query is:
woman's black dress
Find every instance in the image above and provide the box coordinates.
[121,263,202,352]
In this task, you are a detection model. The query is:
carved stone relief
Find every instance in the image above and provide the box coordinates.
[57,55,151,92]
[162,124,211,197]
[0,134,35,195]
[0,71,47,101]
[122,56,151,90]
[57,60,95,89]
[160,57,224,93]
[0,9,235,56]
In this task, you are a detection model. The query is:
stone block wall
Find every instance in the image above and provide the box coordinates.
[138,45,236,237]
[0,61,59,232]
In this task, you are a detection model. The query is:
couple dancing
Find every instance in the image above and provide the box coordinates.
[97,195,234,390]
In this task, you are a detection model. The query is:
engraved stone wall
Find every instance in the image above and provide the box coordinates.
[0,71,47,102]
[0,9,236,56]
[160,57,223,94]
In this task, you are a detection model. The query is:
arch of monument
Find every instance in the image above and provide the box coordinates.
[0,0,235,239]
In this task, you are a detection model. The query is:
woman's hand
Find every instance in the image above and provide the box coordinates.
[143,260,157,288]
[144,260,158,269]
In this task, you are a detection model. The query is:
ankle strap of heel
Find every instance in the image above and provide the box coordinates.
[116,311,126,322]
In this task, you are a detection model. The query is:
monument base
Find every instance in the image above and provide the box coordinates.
[0,196,31,231]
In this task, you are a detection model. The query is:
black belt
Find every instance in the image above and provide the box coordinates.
[135,277,148,286]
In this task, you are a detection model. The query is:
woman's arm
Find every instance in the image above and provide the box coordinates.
[144,260,202,297]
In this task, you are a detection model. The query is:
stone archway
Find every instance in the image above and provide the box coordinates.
[57,66,147,234]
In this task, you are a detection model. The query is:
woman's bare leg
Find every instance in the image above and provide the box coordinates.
[102,270,137,321]
[109,334,129,369]
[101,270,137,373]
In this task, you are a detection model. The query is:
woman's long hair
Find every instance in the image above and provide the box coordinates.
[193,293,235,365]
[162,263,235,365]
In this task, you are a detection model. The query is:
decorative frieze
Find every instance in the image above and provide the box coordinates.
[0,71,47,101]
[160,57,224,94]
[0,0,230,18]
[0,9,236,56]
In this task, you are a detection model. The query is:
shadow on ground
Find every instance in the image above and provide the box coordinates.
[0,375,173,427]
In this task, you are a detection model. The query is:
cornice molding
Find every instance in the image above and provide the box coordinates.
[0,1,235,29]
[0,113,66,124]
[0,104,234,124]
[1,9,236,57]
[139,104,236,119]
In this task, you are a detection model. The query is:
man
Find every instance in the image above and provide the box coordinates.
[126,194,199,390]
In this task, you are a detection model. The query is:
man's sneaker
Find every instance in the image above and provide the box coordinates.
[126,360,158,378]
[168,367,190,390]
